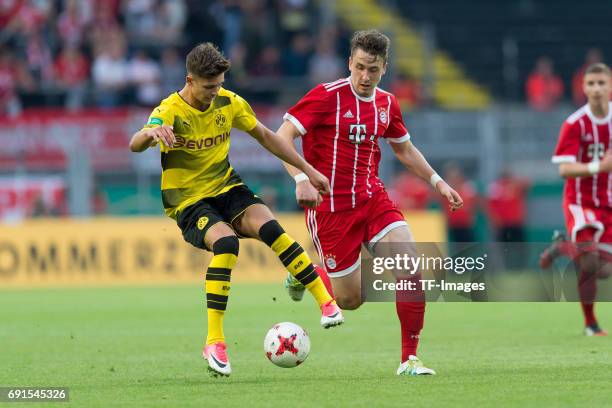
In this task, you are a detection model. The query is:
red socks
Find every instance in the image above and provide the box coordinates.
[396,277,425,362]
[315,266,426,362]
[578,269,598,326]
[314,264,334,298]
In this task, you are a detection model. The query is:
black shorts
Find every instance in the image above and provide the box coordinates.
[177,185,264,250]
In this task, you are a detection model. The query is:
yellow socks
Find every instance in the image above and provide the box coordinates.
[205,236,239,345]
[259,220,333,307]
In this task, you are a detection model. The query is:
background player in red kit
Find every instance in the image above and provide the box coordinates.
[442,162,478,243]
[278,29,463,375]
[543,63,612,336]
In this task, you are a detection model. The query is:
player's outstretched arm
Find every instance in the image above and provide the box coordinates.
[390,140,463,211]
[558,150,612,178]
[276,120,307,178]
[276,120,322,208]
[129,125,176,152]
[248,120,329,195]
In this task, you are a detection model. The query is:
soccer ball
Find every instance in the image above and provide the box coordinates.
[263,322,310,368]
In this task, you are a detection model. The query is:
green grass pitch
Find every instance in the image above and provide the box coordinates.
[1,284,611,407]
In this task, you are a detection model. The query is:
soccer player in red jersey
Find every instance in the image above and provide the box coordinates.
[542,62,612,336]
[278,30,463,375]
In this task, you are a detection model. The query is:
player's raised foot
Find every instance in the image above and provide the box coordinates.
[396,355,436,376]
[285,273,305,302]
[320,300,344,329]
[203,342,231,377]
[539,230,567,269]
[584,323,608,336]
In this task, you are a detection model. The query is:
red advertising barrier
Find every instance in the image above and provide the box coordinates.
[0,108,142,171]
[0,177,66,221]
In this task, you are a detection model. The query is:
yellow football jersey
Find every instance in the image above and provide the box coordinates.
[141,88,258,219]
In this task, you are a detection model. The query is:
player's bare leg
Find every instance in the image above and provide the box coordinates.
[372,225,435,375]
[235,204,343,328]
[202,223,239,377]
[328,265,364,310]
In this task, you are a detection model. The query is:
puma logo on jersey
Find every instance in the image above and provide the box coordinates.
[343,110,354,119]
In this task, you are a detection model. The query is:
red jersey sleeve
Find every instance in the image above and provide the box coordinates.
[552,121,580,164]
[284,84,331,135]
[383,95,411,143]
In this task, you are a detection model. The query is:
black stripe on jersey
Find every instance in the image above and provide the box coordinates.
[183,159,227,181]
[163,151,229,172]
[226,168,242,185]
[160,167,243,209]
[162,150,198,170]
[213,96,231,109]
[187,160,243,187]
[161,152,167,170]
[294,264,317,286]
[205,160,231,180]
[161,188,188,208]
[279,242,302,266]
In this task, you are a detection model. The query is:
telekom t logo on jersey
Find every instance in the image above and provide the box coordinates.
[587,142,605,160]
[349,124,367,144]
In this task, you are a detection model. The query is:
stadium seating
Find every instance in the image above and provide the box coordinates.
[395,0,612,99]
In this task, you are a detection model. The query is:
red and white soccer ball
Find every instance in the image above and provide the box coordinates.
[263,322,310,368]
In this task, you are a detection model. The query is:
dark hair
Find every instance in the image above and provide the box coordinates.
[585,62,611,77]
[186,43,231,78]
[350,30,390,62]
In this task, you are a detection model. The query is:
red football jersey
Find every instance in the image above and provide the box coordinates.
[486,177,528,227]
[284,78,410,212]
[552,103,612,208]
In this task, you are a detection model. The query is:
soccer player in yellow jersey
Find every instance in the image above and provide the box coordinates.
[129,43,343,377]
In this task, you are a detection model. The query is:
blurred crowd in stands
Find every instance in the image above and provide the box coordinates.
[525,48,605,111]
[390,164,530,244]
[0,0,189,114]
[0,0,445,116]
[0,0,361,115]
[2,0,598,117]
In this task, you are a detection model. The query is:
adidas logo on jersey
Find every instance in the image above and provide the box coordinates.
[343,110,354,119]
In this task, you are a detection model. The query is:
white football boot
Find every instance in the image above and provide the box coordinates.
[396,355,436,376]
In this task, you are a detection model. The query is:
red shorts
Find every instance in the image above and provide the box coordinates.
[564,203,612,243]
[304,191,407,278]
